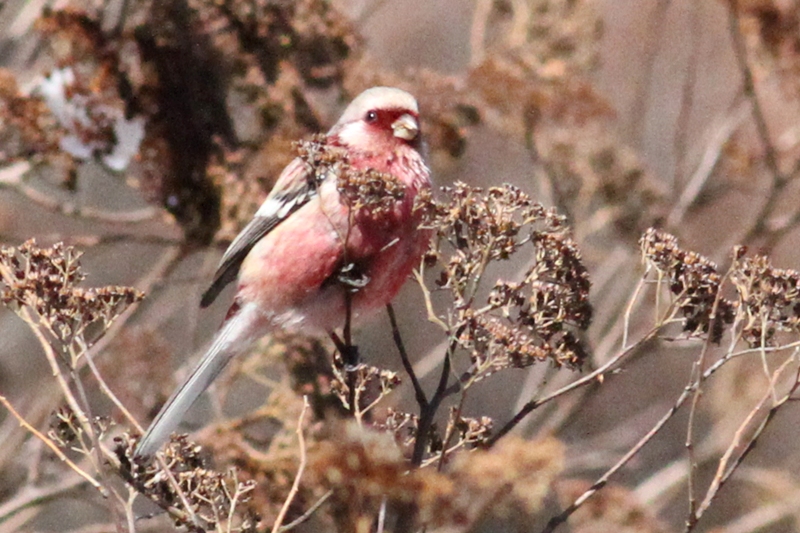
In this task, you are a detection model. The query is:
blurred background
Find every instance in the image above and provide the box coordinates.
[2,0,800,532]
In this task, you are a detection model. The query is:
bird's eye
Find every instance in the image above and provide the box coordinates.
[365,110,378,123]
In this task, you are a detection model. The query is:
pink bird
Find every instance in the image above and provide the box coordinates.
[136,87,432,456]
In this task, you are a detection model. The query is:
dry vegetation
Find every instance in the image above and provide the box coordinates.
[2,0,800,532]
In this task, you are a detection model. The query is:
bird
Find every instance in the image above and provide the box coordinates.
[135,87,432,457]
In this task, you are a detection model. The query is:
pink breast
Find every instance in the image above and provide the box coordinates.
[235,145,431,333]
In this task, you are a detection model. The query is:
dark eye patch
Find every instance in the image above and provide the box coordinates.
[364,109,416,128]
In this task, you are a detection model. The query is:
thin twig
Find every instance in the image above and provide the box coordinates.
[154,453,202,529]
[437,392,467,472]
[0,176,159,223]
[685,265,734,527]
[691,357,800,529]
[622,274,647,349]
[397,338,458,533]
[671,0,701,192]
[412,338,456,466]
[377,496,388,533]
[386,304,428,408]
[343,290,358,416]
[412,269,448,331]
[124,489,136,533]
[0,506,39,533]
[355,0,392,25]
[79,337,144,433]
[726,0,791,245]
[272,397,311,533]
[540,383,693,532]
[64,345,126,533]
[685,356,702,524]
[539,336,747,533]
[276,490,333,533]
[727,0,784,188]
[0,396,101,491]
[469,0,492,66]
[488,325,662,446]
[667,99,748,227]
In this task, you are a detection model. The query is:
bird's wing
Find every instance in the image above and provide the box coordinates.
[200,158,318,307]
[135,301,262,457]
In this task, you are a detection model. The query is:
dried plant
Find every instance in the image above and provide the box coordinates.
[5,0,800,532]
[117,434,258,533]
[419,182,591,377]
[730,253,800,346]
[0,240,143,343]
[297,133,406,220]
[640,228,735,343]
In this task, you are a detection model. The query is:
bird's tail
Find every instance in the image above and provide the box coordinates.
[135,302,262,457]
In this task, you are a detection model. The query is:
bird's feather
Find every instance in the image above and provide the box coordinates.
[201,158,318,307]
[135,302,262,457]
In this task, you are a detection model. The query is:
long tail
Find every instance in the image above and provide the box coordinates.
[135,303,261,457]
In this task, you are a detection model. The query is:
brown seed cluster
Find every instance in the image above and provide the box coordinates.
[48,406,82,448]
[0,240,144,343]
[277,333,347,419]
[310,422,422,529]
[446,409,494,450]
[378,407,493,460]
[296,134,406,221]
[380,408,421,451]
[2,0,361,244]
[117,434,258,532]
[330,350,402,414]
[638,230,800,348]
[309,424,564,530]
[420,182,592,372]
[731,253,800,347]
[0,69,63,165]
[461,0,602,136]
[447,435,564,519]
[640,228,735,343]
[48,405,111,449]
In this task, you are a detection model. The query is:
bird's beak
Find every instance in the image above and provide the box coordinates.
[392,113,419,141]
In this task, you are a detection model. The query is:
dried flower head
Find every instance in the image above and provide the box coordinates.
[445,409,494,450]
[117,433,258,532]
[448,435,563,519]
[0,240,144,344]
[408,435,564,528]
[309,422,421,528]
[640,228,735,342]
[311,422,546,530]
[556,479,668,533]
[731,253,800,347]
[49,406,82,448]
[330,350,402,415]
[295,134,406,222]
[379,408,420,452]
[0,69,63,165]
[420,182,591,375]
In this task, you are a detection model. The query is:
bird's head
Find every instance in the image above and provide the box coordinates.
[330,87,422,153]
